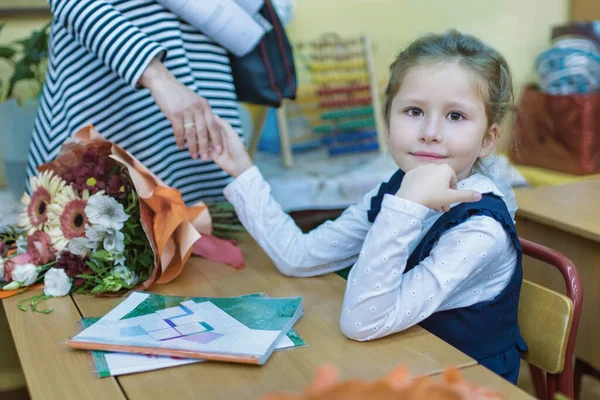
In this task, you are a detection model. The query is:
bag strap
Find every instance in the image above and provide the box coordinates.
[264,0,296,94]
[259,40,283,104]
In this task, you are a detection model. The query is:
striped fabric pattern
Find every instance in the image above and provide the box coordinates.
[27,0,243,205]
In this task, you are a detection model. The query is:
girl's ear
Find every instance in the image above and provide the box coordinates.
[478,123,499,159]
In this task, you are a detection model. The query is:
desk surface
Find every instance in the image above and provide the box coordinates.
[515,179,600,243]
[436,365,535,399]
[2,289,125,400]
[4,236,479,400]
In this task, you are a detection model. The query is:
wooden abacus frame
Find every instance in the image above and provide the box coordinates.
[248,34,387,168]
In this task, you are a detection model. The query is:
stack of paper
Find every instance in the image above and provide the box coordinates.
[81,317,305,377]
[67,291,304,373]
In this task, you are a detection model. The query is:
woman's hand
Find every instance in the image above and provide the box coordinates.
[395,164,482,212]
[139,58,223,161]
[208,115,253,178]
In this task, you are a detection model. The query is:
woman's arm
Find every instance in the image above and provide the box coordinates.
[138,58,221,160]
[49,0,165,89]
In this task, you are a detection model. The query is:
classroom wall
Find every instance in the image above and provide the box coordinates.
[286,0,569,95]
[284,0,569,150]
[0,15,48,42]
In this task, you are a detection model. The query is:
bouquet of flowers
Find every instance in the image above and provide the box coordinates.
[0,125,243,310]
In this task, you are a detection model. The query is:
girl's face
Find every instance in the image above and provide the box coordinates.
[388,61,497,180]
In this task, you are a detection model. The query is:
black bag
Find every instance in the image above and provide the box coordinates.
[229,0,297,108]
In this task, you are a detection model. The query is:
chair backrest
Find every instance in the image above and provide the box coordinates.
[518,238,583,400]
[518,279,574,373]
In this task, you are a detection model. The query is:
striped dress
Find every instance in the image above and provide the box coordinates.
[27,0,243,205]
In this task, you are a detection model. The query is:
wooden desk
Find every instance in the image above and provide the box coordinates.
[2,289,125,400]
[515,179,600,370]
[3,235,476,400]
[433,366,535,399]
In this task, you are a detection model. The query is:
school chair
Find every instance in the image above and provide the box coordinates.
[518,238,583,400]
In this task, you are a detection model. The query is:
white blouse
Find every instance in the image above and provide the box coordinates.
[224,166,518,342]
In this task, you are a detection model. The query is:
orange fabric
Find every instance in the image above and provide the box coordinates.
[261,364,504,400]
[109,145,208,287]
[142,186,206,284]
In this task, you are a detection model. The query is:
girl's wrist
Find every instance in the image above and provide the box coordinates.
[395,188,427,208]
[232,162,254,179]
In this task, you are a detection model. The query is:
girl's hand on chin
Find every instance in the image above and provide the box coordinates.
[396,164,482,212]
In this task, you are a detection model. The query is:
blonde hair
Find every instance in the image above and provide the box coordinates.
[384,30,514,129]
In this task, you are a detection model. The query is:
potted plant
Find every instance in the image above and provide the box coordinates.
[0,21,50,201]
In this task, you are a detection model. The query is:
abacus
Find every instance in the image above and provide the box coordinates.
[247,33,387,168]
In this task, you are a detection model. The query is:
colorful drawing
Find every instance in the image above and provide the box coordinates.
[120,304,219,343]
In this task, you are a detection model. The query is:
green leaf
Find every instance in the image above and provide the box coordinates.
[212,223,246,232]
[86,260,101,274]
[13,38,29,48]
[75,287,87,294]
[21,28,49,64]
[10,63,35,83]
[76,274,101,282]
[0,46,16,59]
[92,249,114,262]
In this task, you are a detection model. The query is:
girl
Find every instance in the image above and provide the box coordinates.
[208,30,527,383]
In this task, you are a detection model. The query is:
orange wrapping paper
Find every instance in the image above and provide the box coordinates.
[38,125,214,289]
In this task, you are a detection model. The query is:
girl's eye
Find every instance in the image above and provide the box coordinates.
[448,112,464,121]
[406,108,423,117]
